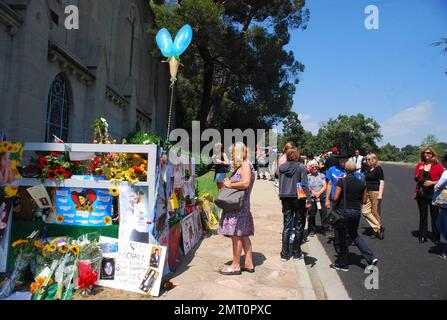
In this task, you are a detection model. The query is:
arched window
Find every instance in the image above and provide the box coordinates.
[45,74,70,142]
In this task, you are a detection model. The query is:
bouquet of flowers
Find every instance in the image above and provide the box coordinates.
[0,232,40,299]
[33,237,80,300]
[73,234,102,296]
[29,151,84,181]
[89,153,148,184]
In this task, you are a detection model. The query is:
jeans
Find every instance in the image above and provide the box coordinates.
[308,196,328,232]
[416,196,440,241]
[437,208,447,242]
[335,208,376,266]
[281,198,306,257]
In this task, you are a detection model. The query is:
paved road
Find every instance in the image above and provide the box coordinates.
[318,163,447,300]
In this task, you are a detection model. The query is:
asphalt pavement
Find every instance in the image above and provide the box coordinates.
[318,163,447,300]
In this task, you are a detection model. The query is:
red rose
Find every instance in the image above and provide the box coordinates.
[47,169,57,180]
[50,151,62,157]
[38,156,49,168]
[132,166,143,173]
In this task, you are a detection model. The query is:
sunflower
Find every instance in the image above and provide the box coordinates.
[4,186,19,198]
[11,239,29,249]
[6,144,13,152]
[69,244,80,256]
[56,215,64,224]
[10,144,20,153]
[0,141,8,150]
[104,216,112,225]
[33,240,44,250]
[58,244,68,254]
[109,187,119,197]
[47,244,57,253]
[42,244,49,257]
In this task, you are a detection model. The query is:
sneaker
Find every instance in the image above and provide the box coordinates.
[330,263,349,272]
[439,252,447,260]
[280,254,289,262]
[369,258,379,266]
[293,253,305,261]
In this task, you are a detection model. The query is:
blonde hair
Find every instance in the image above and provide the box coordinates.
[345,161,357,173]
[367,153,379,166]
[230,142,248,169]
[420,146,438,163]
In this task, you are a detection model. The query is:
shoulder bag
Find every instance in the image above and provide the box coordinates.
[214,167,247,212]
[326,178,347,226]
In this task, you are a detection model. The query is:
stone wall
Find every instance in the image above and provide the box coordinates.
[0,0,169,143]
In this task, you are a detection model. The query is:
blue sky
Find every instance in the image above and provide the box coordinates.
[285,0,447,147]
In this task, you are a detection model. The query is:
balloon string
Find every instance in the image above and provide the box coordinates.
[166,80,176,143]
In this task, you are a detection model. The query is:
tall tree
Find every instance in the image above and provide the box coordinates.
[315,114,382,154]
[149,0,309,131]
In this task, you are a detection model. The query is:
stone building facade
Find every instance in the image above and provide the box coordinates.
[0,0,170,143]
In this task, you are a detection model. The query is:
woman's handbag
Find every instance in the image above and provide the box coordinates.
[214,168,246,212]
[326,179,347,226]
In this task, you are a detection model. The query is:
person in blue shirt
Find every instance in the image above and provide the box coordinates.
[325,150,364,209]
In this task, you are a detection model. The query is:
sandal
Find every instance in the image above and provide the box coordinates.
[241,267,255,273]
[219,266,242,276]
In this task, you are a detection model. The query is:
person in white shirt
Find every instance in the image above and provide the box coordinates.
[350,149,364,173]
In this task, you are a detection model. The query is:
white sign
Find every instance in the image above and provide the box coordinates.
[26,185,52,209]
[97,237,167,297]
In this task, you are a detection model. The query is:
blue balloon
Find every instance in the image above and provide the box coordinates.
[156,28,174,58]
[173,24,193,57]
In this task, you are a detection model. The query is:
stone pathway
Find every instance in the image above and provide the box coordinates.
[159,179,318,300]
[74,179,349,300]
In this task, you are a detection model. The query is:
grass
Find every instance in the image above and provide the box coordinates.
[196,171,219,200]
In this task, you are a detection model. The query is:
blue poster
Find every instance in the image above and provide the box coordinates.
[55,188,113,227]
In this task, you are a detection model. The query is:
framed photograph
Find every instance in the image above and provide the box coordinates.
[100,257,116,280]
[150,246,162,268]
[139,268,159,294]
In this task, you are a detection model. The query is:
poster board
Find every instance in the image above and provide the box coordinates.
[0,141,23,272]
[98,237,167,297]
[54,188,113,226]
[119,185,156,244]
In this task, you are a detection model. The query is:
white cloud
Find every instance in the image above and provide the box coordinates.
[298,113,320,135]
[381,101,432,139]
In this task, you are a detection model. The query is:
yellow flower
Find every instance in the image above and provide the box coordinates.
[47,244,57,252]
[42,244,49,257]
[69,244,80,256]
[10,145,20,153]
[56,215,64,224]
[109,187,119,197]
[58,244,68,254]
[104,216,112,225]
[4,186,19,198]
[11,239,29,249]
[0,141,8,150]
[33,240,44,250]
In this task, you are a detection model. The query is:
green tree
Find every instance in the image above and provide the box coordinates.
[421,134,443,157]
[315,114,382,154]
[281,112,305,149]
[149,0,309,131]
[400,144,419,163]
[378,143,401,162]
[433,37,447,74]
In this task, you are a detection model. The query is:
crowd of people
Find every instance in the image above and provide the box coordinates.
[211,141,447,276]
